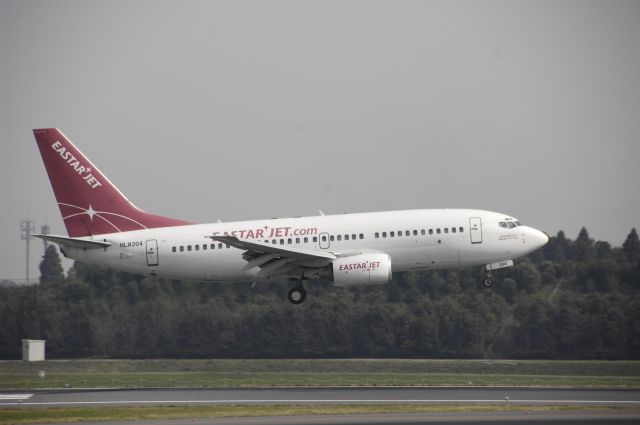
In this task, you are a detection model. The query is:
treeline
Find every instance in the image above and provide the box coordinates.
[1,228,639,360]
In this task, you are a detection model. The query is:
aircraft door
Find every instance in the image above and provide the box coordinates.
[319,232,330,249]
[146,239,159,266]
[469,217,483,244]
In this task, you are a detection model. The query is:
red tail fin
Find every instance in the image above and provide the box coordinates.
[33,128,191,237]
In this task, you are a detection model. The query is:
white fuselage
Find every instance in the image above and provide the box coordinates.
[63,209,547,282]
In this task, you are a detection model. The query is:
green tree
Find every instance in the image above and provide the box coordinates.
[507,260,542,293]
[571,227,595,262]
[548,231,569,262]
[512,297,556,357]
[594,241,611,258]
[623,228,640,262]
[39,245,64,285]
[3,228,640,360]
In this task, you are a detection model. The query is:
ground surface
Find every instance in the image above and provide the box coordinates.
[1,359,638,390]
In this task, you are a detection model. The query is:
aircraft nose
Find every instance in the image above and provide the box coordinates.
[530,228,549,249]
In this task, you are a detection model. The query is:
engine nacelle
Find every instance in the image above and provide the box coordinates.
[331,253,392,287]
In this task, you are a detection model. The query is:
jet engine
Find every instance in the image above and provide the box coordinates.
[331,253,392,287]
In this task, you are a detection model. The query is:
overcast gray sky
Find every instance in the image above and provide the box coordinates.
[2,0,639,281]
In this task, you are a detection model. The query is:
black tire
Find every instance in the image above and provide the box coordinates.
[287,286,307,304]
[482,277,494,288]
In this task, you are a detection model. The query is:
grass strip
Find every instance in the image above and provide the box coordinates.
[2,372,639,390]
[0,404,621,425]
[3,359,639,376]
[2,359,639,390]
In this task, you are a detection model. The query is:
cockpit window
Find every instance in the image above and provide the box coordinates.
[500,220,521,229]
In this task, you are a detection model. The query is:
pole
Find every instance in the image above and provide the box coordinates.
[20,219,35,284]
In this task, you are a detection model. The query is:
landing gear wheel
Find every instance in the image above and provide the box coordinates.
[482,277,494,288]
[287,285,307,304]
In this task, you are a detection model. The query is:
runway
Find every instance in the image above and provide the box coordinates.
[1,387,639,407]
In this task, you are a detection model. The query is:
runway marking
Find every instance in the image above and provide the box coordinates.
[0,394,33,400]
[2,399,640,406]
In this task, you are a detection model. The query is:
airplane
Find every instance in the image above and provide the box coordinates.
[32,128,548,304]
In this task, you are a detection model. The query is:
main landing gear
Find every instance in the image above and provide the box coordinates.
[287,283,307,304]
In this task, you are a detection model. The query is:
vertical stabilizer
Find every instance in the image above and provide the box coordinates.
[33,128,191,237]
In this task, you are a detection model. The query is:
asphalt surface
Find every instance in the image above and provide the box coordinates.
[1,387,639,407]
[16,411,640,425]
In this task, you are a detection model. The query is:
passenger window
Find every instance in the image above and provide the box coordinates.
[280,239,285,245]
[287,238,292,244]
[210,244,215,250]
[421,229,425,235]
[180,246,184,252]
[459,227,464,233]
[304,237,308,243]
[195,245,199,251]
[437,229,441,234]
[352,234,356,240]
[172,246,176,252]
[406,230,410,236]
[217,243,222,249]
[397,231,402,237]
[330,235,335,241]
[203,244,207,250]
[444,228,449,234]
[359,234,364,239]
[337,235,342,241]
[272,239,277,244]
[382,232,387,238]
[187,245,192,251]
[390,231,395,237]
[413,230,418,236]
[375,232,380,238]
[429,229,433,235]
[314,236,318,242]
[344,234,349,240]
[296,237,300,244]
[452,227,456,233]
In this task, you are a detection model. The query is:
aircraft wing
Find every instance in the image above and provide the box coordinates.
[210,236,336,260]
[210,235,335,280]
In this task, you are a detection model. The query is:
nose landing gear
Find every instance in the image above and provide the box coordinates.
[481,260,514,289]
[482,275,494,288]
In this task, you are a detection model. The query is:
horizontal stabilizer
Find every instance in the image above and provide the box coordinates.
[32,234,111,250]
